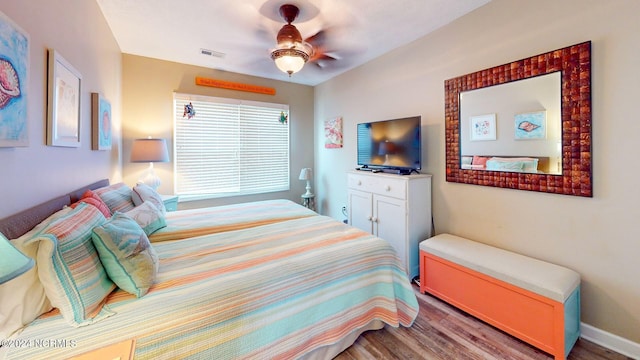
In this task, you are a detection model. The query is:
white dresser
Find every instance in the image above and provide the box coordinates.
[347,171,432,279]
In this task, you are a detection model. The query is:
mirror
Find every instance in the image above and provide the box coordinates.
[460,72,562,175]
[445,41,592,197]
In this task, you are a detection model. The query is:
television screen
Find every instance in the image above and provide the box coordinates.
[357,116,422,171]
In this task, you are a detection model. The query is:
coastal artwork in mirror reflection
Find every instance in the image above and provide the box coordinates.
[460,72,561,175]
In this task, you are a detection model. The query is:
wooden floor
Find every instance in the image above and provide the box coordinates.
[336,284,633,360]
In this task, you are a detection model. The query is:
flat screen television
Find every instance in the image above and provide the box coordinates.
[356,116,422,173]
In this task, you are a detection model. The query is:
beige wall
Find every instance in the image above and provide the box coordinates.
[121,55,315,209]
[0,0,122,219]
[315,0,640,344]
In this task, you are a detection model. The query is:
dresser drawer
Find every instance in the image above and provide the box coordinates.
[348,173,407,199]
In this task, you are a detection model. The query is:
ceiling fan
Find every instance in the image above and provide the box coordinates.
[270,4,340,76]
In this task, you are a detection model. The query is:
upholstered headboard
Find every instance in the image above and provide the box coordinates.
[0,179,110,239]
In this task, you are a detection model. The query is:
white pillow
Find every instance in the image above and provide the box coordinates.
[131,183,166,214]
[0,207,73,339]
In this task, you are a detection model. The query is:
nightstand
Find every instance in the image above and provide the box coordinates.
[301,193,316,211]
[161,194,179,212]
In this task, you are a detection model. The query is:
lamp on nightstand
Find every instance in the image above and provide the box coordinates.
[298,168,315,211]
[0,233,33,284]
[131,137,169,190]
[299,168,313,196]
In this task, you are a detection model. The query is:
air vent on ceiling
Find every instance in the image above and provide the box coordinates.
[200,48,226,58]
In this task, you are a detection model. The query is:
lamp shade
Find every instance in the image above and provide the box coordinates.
[298,168,312,181]
[130,138,169,163]
[0,233,34,284]
[271,48,309,75]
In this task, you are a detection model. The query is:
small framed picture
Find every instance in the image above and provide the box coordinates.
[47,49,82,147]
[470,114,496,141]
[91,93,112,150]
[515,111,546,140]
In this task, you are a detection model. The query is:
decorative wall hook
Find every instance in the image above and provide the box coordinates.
[279,111,288,124]
[183,102,196,119]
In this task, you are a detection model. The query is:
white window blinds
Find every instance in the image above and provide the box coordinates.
[174,93,290,200]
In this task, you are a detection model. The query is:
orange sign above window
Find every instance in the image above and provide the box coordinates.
[195,77,276,95]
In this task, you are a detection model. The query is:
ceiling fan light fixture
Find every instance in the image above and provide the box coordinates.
[271,48,309,76]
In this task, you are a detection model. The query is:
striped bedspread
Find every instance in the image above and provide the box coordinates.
[5,215,418,360]
[149,199,316,242]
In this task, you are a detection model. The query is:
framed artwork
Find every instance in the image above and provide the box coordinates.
[91,93,112,150]
[324,116,343,148]
[0,10,29,147]
[47,49,82,147]
[470,114,496,141]
[515,111,546,140]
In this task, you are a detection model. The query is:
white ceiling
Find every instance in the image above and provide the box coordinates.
[96,0,491,86]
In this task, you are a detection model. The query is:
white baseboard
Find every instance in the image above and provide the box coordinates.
[580,322,640,359]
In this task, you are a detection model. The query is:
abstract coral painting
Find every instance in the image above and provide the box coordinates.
[0,10,29,147]
[324,116,343,148]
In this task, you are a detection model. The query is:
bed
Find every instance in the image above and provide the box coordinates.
[0,180,418,359]
[461,155,551,173]
[148,199,317,242]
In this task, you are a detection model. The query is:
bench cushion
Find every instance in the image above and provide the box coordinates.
[420,234,580,303]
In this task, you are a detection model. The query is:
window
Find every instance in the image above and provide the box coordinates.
[174,93,290,200]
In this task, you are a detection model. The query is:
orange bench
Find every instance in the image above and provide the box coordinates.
[419,234,580,360]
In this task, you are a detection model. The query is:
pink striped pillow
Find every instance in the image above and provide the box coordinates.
[70,189,111,218]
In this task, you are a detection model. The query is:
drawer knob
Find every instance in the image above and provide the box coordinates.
[358,180,362,185]
[385,185,391,191]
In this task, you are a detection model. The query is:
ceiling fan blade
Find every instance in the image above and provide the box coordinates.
[310,52,338,63]
[305,30,328,48]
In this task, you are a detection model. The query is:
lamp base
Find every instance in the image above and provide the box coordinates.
[139,163,161,190]
[303,180,313,197]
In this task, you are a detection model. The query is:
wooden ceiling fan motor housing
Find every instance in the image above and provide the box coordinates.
[277,4,303,47]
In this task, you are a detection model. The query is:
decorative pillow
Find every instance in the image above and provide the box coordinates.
[70,189,111,218]
[0,233,45,340]
[124,201,166,235]
[0,207,73,339]
[472,156,490,167]
[92,213,159,297]
[486,158,525,172]
[491,157,539,173]
[94,182,136,214]
[25,203,116,327]
[131,183,166,214]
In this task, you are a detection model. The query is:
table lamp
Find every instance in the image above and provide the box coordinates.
[131,138,169,190]
[299,168,313,196]
[0,233,34,284]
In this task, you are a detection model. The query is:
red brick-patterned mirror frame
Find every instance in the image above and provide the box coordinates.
[445,41,592,197]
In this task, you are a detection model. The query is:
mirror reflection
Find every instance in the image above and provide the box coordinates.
[459,72,562,175]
